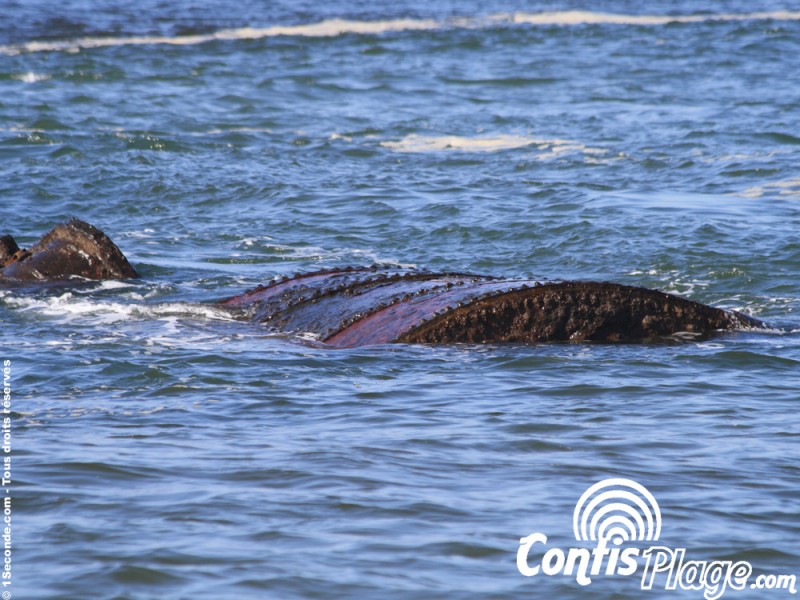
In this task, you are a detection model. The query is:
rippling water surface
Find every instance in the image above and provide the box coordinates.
[1,1,799,598]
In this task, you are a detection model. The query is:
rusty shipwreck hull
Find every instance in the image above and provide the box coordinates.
[218,267,763,348]
[2,220,764,346]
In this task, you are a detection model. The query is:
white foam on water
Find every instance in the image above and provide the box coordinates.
[380,134,537,153]
[295,331,323,342]
[261,243,330,260]
[740,177,800,198]
[701,149,792,164]
[3,292,237,326]
[380,134,609,158]
[510,10,800,26]
[329,133,354,142]
[0,17,439,55]
[3,11,799,55]
[121,229,157,240]
[71,280,137,293]
[238,240,409,266]
[627,269,662,276]
[206,127,274,135]
[662,280,706,297]
[11,72,52,83]
[344,249,416,269]
[381,134,536,152]
[149,303,240,322]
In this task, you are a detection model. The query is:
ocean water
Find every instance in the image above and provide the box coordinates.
[1,1,799,598]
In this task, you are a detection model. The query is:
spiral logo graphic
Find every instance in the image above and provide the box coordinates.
[572,478,661,544]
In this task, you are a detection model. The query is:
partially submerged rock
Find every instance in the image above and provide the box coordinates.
[0,219,138,282]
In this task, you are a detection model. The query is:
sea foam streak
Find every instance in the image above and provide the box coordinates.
[741,177,800,198]
[2,292,237,325]
[0,18,439,55]
[381,134,610,158]
[510,10,800,26]
[381,134,537,153]
[11,72,52,83]
[2,11,800,55]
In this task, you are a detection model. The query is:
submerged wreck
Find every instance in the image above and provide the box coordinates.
[1,220,763,347]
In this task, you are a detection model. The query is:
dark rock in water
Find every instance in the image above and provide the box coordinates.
[0,219,138,282]
[0,235,22,267]
[219,268,764,347]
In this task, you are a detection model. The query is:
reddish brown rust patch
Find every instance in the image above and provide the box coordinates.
[218,269,371,307]
[324,280,534,347]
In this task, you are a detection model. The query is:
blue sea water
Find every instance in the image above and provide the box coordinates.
[1,1,799,598]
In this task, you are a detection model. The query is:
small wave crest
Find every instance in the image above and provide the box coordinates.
[3,11,800,55]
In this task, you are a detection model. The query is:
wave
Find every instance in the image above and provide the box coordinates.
[1,289,238,325]
[3,11,800,55]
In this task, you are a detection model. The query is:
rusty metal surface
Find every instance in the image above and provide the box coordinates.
[219,269,497,338]
[217,267,377,308]
[324,280,540,347]
[218,268,764,347]
[258,276,483,339]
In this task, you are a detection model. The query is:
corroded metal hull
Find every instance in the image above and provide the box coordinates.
[2,221,764,347]
[219,268,763,347]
